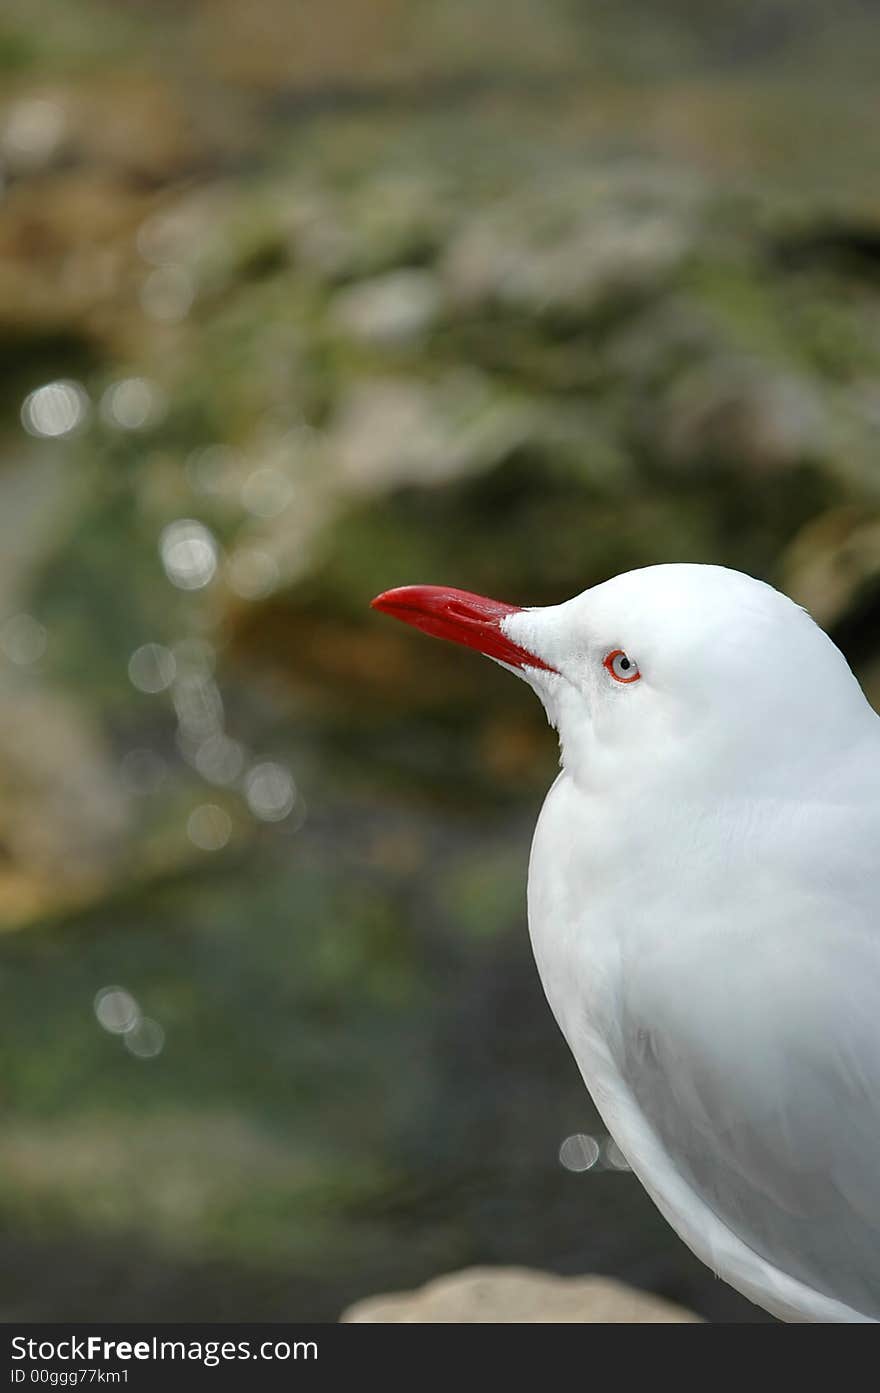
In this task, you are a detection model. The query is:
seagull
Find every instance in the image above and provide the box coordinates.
[372,564,880,1322]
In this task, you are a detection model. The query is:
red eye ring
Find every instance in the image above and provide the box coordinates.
[603,649,641,684]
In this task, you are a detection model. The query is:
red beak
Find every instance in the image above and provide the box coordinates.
[371,585,555,672]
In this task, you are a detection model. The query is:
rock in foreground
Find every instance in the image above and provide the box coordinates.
[341,1267,701,1323]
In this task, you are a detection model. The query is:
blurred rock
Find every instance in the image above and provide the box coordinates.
[328,373,535,492]
[0,169,148,349]
[443,172,696,321]
[0,454,89,611]
[657,359,827,474]
[328,270,441,348]
[782,506,880,627]
[341,1266,702,1323]
[0,678,131,925]
[286,174,449,282]
[1,95,71,175]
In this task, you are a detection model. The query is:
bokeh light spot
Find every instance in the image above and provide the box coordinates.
[241,467,293,518]
[226,548,279,600]
[173,674,224,739]
[244,762,296,822]
[187,803,232,851]
[21,380,89,438]
[100,377,166,431]
[94,987,140,1036]
[128,643,176,694]
[192,733,245,786]
[159,519,218,590]
[124,1017,165,1059]
[0,613,47,665]
[185,444,237,495]
[559,1133,601,1172]
[603,1138,631,1171]
[171,637,216,675]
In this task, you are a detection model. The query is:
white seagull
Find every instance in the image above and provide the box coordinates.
[372,564,880,1322]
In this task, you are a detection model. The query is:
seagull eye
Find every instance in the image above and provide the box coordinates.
[603,649,641,684]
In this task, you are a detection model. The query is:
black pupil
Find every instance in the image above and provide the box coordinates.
[619,656,631,671]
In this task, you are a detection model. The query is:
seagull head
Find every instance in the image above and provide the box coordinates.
[373,564,874,795]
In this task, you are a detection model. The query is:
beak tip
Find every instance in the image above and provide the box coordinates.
[369,582,553,673]
[371,588,405,615]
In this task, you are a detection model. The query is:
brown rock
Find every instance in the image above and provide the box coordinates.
[340,1266,701,1323]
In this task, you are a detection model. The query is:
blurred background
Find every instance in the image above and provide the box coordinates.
[1,0,879,1324]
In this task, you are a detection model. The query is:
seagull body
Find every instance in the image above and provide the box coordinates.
[373,564,880,1322]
